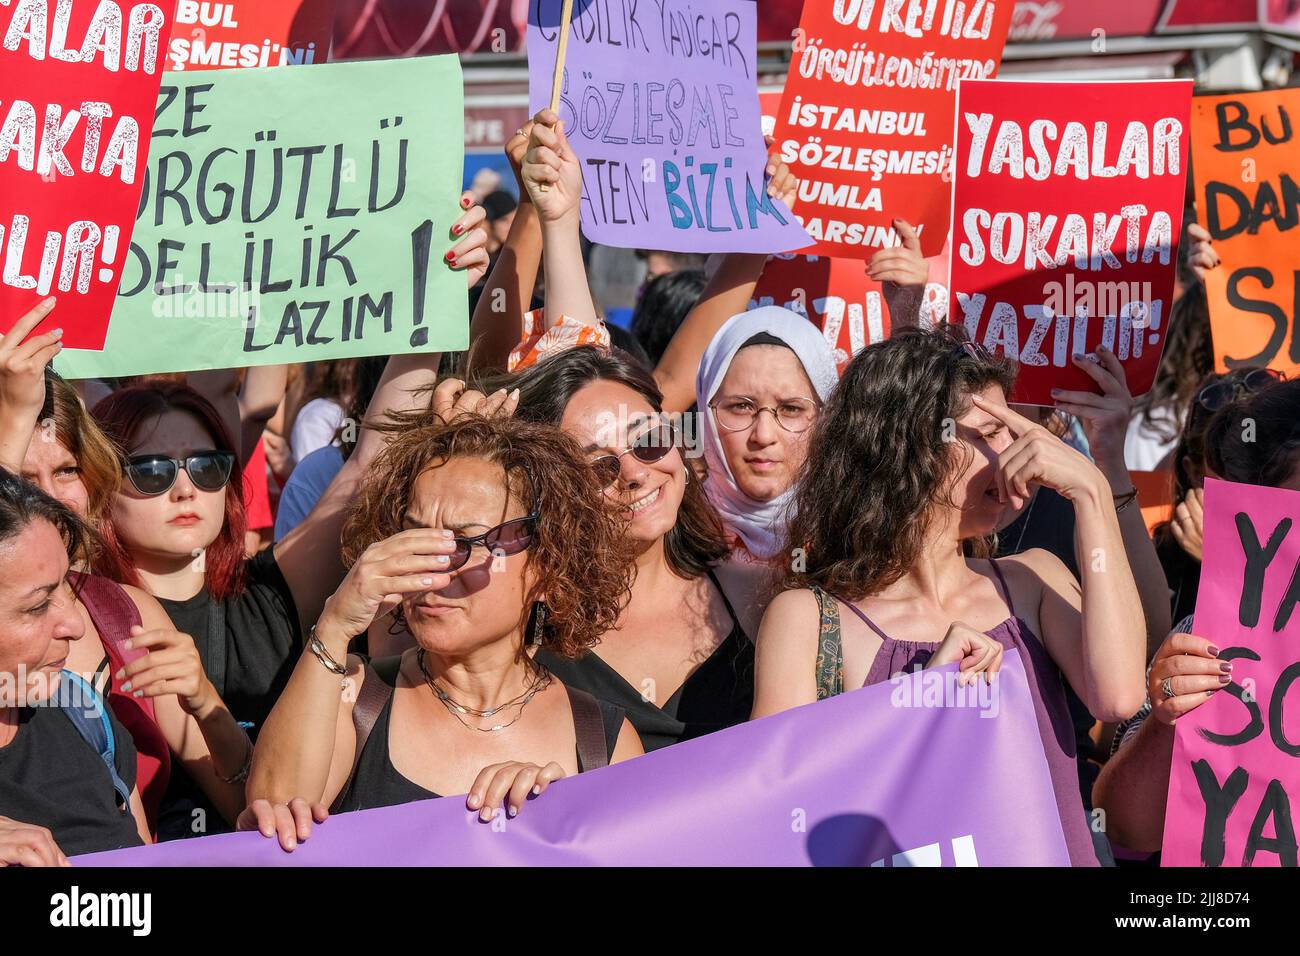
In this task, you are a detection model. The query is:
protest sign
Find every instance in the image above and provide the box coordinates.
[78,650,1070,867]
[752,248,952,373]
[1163,478,1300,867]
[525,0,811,255]
[948,79,1192,405]
[166,0,334,71]
[1129,469,1175,536]
[0,0,176,350]
[1191,89,1300,379]
[770,0,1014,259]
[55,56,468,379]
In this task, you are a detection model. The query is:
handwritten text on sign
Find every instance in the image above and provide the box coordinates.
[949,79,1192,405]
[0,0,176,349]
[55,55,468,379]
[771,0,1014,259]
[1192,90,1300,379]
[525,0,810,254]
[1163,479,1300,867]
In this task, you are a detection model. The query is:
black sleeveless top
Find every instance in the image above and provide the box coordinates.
[536,571,754,752]
[332,676,625,815]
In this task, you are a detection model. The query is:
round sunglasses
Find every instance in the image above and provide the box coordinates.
[124,452,236,497]
[1196,368,1285,412]
[589,423,680,489]
[447,515,537,570]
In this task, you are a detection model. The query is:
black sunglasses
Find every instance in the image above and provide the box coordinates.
[1196,368,1285,412]
[124,452,235,497]
[589,423,680,489]
[448,515,538,571]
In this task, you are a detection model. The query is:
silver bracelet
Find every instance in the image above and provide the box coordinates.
[308,625,348,676]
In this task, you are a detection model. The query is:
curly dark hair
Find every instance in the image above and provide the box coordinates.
[785,327,1016,599]
[1204,378,1300,488]
[441,346,727,580]
[342,415,633,660]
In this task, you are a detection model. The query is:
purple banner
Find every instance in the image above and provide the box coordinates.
[76,651,1068,866]
[526,0,812,255]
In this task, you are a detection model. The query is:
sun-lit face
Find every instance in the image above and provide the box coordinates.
[22,430,90,521]
[401,457,538,656]
[0,520,83,707]
[710,344,819,503]
[560,380,685,547]
[942,384,1017,539]
[110,410,228,567]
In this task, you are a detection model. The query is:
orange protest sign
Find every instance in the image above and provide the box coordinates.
[1191,90,1300,377]
[1129,469,1174,536]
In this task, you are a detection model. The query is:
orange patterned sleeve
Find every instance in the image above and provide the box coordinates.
[508,309,611,372]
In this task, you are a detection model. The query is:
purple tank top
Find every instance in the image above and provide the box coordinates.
[835,563,1099,867]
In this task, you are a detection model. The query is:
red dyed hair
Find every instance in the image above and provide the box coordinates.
[92,380,248,600]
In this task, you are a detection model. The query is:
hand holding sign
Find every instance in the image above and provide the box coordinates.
[522,110,583,225]
[447,194,490,288]
[1148,631,1230,725]
[1186,222,1221,279]
[927,621,1004,687]
[0,299,63,423]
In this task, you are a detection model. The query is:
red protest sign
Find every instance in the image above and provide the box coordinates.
[752,244,951,374]
[948,79,1191,405]
[771,0,1014,260]
[0,0,176,350]
[166,0,334,71]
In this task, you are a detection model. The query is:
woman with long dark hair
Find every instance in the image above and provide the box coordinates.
[752,328,1147,866]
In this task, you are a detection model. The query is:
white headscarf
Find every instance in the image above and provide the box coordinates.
[695,307,838,561]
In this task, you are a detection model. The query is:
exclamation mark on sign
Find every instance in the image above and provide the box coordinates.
[409,219,434,348]
[98,226,120,284]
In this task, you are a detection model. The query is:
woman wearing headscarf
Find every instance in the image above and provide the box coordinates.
[694,307,839,637]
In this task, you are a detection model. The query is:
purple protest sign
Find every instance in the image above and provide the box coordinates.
[526,0,812,255]
[77,651,1067,866]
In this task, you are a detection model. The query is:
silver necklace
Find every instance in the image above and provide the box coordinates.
[416,650,551,734]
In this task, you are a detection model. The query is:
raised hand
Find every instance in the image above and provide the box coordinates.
[521,109,582,223]
[507,121,536,198]
[972,394,1107,510]
[867,219,928,288]
[447,191,490,288]
[465,760,566,822]
[1050,345,1133,484]
[1186,222,1219,279]
[0,299,63,471]
[1170,486,1205,562]
[763,133,798,208]
[431,379,519,425]
[318,529,461,644]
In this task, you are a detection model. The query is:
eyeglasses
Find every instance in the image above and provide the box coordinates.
[589,423,680,489]
[124,452,235,497]
[1196,368,1285,412]
[448,515,538,571]
[710,398,819,434]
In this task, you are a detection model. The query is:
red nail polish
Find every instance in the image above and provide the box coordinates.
[452,224,464,235]
[460,196,472,208]
[445,251,455,263]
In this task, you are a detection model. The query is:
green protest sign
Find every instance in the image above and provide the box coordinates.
[56,55,467,379]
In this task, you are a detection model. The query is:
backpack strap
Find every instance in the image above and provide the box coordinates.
[57,670,132,808]
[564,683,609,772]
[70,572,143,660]
[811,586,845,700]
[341,655,400,793]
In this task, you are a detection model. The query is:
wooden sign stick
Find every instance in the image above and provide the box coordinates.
[538,0,575,193]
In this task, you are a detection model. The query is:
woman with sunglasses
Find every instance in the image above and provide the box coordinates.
[243,416,641,847]
[752,328,1148,866]
[0,308,251,838]
[1152,366,1285,626]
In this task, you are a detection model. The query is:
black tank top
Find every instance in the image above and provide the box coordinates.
[536,571,754,752]
[332,677,625,815]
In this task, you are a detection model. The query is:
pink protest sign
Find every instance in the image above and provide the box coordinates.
[1162,478,1300,867]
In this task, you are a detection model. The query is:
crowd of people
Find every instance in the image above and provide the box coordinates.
[0,104,1295,868]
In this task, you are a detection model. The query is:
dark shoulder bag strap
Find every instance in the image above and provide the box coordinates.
[202,598,227,700]
[337,655,400,802]
[563,683,609,772]
[811,585,845,700]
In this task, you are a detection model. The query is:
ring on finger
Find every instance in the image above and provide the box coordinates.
[1162,676,1175,699]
